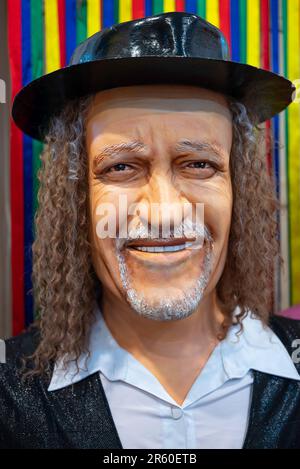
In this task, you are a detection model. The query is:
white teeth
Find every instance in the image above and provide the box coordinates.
[184,241,194,248]
[133,244,187,253]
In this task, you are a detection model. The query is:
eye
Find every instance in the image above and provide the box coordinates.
[106,163,133,172]
[182,160,217,179]
[187,161,211,169]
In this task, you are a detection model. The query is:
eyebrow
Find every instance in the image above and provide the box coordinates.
[174,139,226,161]
[93,138,226,169]
[93,141,148,168]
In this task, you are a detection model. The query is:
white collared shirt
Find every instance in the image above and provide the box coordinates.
[48,308,300,449]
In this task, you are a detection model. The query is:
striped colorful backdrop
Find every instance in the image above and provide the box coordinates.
[7,0,300,334]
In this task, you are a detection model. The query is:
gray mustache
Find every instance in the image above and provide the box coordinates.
[115,221,213,251]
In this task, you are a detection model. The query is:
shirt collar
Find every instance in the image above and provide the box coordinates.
[220,310,300,381]
[48,306,300,392]
[48,305,128,392]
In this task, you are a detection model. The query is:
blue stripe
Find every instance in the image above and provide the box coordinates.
[22,0,32,86]
[66,0,77,64]
[270,0,280,196]
[270,0,281,304]
[271,0,279,74]
[103,0,115,27]
[230,0,240,61]
[185,0,197,14]
[22,0,34,326]
[145,0,152,16]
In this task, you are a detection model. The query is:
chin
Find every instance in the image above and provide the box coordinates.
[124,280,207,321]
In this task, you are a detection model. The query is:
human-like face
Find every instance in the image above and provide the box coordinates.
[86,84,233,321]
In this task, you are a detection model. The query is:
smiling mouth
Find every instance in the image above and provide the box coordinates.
[126,238,198,253]
[130,243,194,253]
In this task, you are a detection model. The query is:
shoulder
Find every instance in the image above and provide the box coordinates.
[0,324,47,388]
[268,314,300,370]
[4,326,40,362]
[268,314,300,344]
[0,327,52,448]
[0,326,44,396]
[0,326,41,379]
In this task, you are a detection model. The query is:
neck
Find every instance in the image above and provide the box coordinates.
[101,289,225,360]
[100,290,226,405]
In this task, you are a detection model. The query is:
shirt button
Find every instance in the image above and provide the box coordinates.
[171,406,183,419]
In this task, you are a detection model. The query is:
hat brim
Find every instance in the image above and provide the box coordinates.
[12,56,295,142]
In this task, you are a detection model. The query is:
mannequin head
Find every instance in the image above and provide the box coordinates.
[85,84,233,321]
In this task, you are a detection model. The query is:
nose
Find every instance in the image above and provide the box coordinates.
[139,171,189,237]
[149,170,184,204]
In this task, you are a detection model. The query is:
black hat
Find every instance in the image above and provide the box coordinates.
[12,11,295,142]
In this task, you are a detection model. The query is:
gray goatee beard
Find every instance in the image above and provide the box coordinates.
[116,232,214,322]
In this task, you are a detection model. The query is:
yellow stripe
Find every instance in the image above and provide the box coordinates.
[44,0,60,73]
[287,0,300,304]
[87,0,101,37]
[163,0,176,11]
[100,0,102,30]
[246,0,260,67]
[206,0,220,28]
[119,0,132,23]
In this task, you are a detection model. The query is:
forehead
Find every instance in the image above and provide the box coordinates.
[85,84,232,150]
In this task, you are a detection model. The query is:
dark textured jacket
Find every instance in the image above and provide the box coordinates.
[0,315,300,449]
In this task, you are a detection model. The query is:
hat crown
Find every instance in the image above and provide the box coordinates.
[12,11,294,141]
[69,12,230,66]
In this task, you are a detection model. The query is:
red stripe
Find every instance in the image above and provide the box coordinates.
[175,0,185,11]
[132,0,145,18]
[8,0,25,335]
[58,0,66,67]
[261,0,270,70]
[261,0,272,173]
[219,0,231,52]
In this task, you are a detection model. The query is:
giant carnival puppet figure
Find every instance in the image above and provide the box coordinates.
[1,12,300,449]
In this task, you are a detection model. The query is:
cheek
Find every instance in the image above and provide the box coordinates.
[197,182,233,242]
[88,178,141,266]
[174,163,233,229]
[200,184,233,287]
[88,182,120,288]
[206,199,232,241]
[88,172,115,261]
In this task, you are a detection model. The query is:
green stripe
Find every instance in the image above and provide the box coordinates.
[282,0,288,77]
[30,0,44,318]
[30,0,44,218]
[282,0,291,304]
[153,0,164,15]
[77,0,87,44]
[197,0,206,18]
[239,0,247,63]
[114,0,119,23]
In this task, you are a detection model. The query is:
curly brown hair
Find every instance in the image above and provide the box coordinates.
[22,92,280,378]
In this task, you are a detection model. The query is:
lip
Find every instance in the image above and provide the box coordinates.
[124,242,204,268]
[126,237,196,248]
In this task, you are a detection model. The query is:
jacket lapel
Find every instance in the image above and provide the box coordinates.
[242,368,300,448]
[243,316,300,448]
[48,372,123,448]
